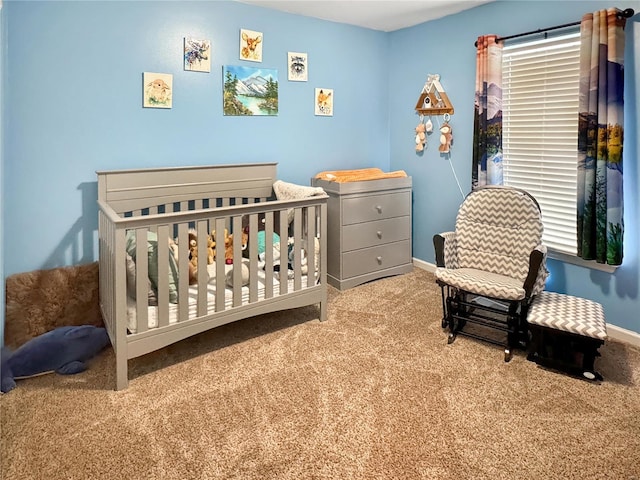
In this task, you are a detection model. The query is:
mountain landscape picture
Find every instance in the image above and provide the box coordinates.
[223,65,278,116]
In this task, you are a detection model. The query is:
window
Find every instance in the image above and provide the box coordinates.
[502,32,581,256]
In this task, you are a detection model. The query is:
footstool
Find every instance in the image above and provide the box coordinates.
[527,291,607,381]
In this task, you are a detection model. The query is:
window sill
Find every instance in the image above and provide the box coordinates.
[547,249,618,273]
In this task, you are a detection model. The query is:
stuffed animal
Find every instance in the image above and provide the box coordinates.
[415,122,427,152]
[439,122,453,154]
[210,229,229,263]
[207,235,216,264]
[225,229,249,265]
[1,325,110,393]
[170,232,200,285]
[225,260,250,287]
[188,231,198,269]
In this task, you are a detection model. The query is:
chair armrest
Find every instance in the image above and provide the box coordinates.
[523,244,549,297]
[433,232,457,268]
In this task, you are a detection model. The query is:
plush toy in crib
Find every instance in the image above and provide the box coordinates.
[1,325,110,393]
[169,231,202,285]
[226,229,249,265]
[210,229,233,264]
[274,237,320,279]
[209,229,227,263]
[188,231,198,269]
[206,236,216,264]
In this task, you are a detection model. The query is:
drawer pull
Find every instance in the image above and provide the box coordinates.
[376,256,383,264]
[376,231,382,239]
[375,205,383,214]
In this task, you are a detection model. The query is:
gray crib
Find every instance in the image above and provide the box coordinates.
[97,163,328,390]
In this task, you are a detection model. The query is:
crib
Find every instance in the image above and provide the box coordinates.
[97,163,328,390]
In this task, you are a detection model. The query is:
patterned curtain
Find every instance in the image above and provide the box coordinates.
[472,35,503,189]
[577,9,627,265]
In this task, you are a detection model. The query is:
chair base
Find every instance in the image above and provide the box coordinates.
[438,282,530,362]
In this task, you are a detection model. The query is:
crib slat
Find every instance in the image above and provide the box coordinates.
[156,224,171,328]
[135,228,149,333]
[248,214,258,303]
[176,223,189,322]
[279,209,288,295]
[232,216,243,307]
[214,217,227,312]
[306,207,315,288]
[221,198,231,232]
[292,209,302,291]
[264,211,274,299]
[197,220,209,316]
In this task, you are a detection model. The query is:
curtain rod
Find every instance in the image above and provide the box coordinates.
[474,8,635,47]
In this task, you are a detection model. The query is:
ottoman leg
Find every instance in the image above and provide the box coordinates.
[580,339,604,381]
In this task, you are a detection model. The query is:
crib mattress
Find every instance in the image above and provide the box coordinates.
[126,263,311,333]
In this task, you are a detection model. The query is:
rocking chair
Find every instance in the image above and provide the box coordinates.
[433,186,549,361]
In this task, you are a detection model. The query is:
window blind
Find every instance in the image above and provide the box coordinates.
[502,32,581,255]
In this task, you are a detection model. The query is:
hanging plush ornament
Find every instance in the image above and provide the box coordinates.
[425,117,433,134]
[439,113,453,154]
[415,116,427,152]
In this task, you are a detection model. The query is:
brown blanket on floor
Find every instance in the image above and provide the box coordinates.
[315,168,407,183]
[4,262,104,348]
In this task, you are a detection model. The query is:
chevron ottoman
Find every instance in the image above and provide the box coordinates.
[527,291,607,381]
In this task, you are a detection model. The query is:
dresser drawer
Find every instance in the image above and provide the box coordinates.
[342,240,411,278]
[342,191,411,225]
[342,216,410,251]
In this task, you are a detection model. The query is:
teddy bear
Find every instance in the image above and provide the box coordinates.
[188,231,198,269]
[415,122,427,152]
[439,122,453,154]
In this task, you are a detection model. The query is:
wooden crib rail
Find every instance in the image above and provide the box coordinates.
[97,163,278,214]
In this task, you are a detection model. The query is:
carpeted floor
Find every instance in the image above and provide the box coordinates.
[2,268,639,479]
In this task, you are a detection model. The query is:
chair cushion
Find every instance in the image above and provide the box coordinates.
[434,267,526,300]
[528,292,607,340]
[456,187,543,282]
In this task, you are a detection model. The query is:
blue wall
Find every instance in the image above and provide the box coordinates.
[2,0,389,276]
[1,1,5,344]
[389,0,640,334]
[3,0,640,335]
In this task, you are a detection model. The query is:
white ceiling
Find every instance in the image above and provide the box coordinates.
[237,0,495,32]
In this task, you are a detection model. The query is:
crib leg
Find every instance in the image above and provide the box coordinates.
[116,348,129,391]
[319,299,328,322]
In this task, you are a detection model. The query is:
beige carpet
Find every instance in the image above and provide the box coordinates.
[2,268,639,479]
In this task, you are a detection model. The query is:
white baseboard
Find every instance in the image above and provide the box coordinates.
[412,257,436,273]
[412,258,640,348]
[606,324,640,347]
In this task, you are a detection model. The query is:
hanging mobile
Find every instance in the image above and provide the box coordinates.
[439,113,453,154]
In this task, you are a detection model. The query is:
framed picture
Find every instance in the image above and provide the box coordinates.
[239,29,263,62]
[184,37,211,72]
[315,88,333,116]
[287,52,308,81]
[223,65,278,116]
[143,72,173,109]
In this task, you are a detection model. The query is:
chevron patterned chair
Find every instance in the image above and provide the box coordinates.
[433,186,549,361]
